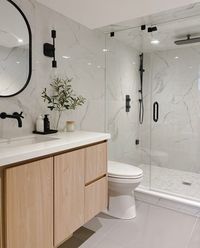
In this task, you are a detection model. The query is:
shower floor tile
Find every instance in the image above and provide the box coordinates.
[139,164,200,202]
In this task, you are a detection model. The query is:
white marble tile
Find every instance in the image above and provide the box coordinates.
[106,37,143,166]
[0,0,106,137]
[139,164,200,202]
[106,33,200,202]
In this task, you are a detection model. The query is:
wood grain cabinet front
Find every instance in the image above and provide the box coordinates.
[54,149,85,247]
[5,157,54,248]
[84,176,108,223]
[85,142,107,184]
[3,141,108,248]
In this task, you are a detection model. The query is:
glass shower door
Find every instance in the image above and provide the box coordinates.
[150,47,200,202]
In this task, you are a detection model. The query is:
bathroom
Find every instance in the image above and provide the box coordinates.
[0,0,200,247]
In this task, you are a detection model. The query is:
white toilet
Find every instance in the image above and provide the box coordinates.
[106,161,143,220]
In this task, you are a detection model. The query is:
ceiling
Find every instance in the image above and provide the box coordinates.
[36,0,197,29]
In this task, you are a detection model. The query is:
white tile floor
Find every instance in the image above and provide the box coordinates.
[81,201,200,248]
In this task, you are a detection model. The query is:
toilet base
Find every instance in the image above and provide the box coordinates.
[106,189,137,220]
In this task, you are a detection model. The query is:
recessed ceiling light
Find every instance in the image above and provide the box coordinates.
[17,38,23,43]
[174,56,179,59]
[102,48,109,52]
[16,61,20,64]
[151,39,160,45]
[88,62,92,66]
[62,56,71,59]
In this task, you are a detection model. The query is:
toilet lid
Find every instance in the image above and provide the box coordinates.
[108,161,143,179]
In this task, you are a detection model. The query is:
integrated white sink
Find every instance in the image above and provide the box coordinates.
[0,135,59,149]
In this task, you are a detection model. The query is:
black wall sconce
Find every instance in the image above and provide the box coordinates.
[126,95,131,112]
[43,30,57,68]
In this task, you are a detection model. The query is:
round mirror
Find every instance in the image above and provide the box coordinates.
[0,0,32,97]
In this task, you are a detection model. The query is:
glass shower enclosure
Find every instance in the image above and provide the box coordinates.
[105,7,200,202]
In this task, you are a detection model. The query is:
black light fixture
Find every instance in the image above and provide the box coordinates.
[43,30,57,68]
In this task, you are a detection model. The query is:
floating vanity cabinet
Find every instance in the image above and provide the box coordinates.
[2,139,108,248]
[4,157,54,248]
[54,149,85,247]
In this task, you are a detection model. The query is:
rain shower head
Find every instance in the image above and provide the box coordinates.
[175,35,200,45]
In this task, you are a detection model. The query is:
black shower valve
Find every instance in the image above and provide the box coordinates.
[135,139,140,145]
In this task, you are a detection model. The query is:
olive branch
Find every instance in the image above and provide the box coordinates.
[42,77,86,129]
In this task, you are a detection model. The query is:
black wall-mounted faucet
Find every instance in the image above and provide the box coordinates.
[0,112,24,128]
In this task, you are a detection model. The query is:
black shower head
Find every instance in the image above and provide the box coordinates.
[175,35,200,45]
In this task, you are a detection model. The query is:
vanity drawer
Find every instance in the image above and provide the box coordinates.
[84,176,108,223]
[85,142,107,184]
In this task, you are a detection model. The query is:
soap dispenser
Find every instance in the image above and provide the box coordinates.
[36,115,44,132]
[44,114,50,132]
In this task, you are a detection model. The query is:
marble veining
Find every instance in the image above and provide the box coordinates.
[106,37,142,166]
[0,0,106,138]
[106,16,200,202]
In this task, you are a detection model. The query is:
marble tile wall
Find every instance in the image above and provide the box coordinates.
[106,35,200,195]
[105,36,144,165]
[0,0,106,138]
[0,46,29,96]
[143,46,200,174]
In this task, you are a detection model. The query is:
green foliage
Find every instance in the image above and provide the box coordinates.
[42,77,86,112]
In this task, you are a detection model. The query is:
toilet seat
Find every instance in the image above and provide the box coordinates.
[108,161,143,179]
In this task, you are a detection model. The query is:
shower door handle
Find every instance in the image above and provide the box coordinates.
[153,102,159,122]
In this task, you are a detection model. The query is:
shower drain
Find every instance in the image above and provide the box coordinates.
[182,181,192,186]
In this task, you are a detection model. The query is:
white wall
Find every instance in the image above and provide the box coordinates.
[0,0,106,138]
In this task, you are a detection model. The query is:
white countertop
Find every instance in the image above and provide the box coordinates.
[0,131,111,167]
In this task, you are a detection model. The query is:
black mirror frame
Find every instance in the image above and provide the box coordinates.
[0,0,32,98]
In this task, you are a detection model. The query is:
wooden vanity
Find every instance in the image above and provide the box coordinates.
[0,134,109,248]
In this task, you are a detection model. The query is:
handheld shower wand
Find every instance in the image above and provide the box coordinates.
[139,53,145,124]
